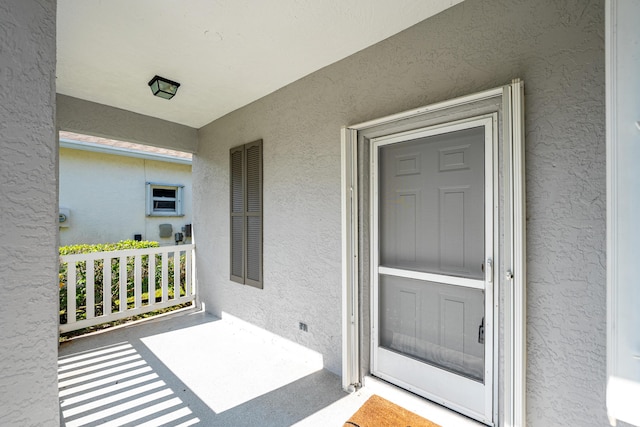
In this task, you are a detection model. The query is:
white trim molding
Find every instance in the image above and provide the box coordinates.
[60,138,192,165]
[349,87,504,131]
[341,127,360,392]
[503,79,527,427]
[340,80,526,426]
[606,1,640,426]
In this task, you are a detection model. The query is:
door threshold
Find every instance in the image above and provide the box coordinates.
[362,375,487,427]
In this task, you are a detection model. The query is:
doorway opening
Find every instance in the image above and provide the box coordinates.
[341,81,526,426]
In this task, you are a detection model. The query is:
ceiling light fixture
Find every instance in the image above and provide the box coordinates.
[148,75,181,99]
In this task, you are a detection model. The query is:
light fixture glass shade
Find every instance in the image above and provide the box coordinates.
[148,75,180,99]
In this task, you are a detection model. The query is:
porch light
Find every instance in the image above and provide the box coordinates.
[148,75,181,99]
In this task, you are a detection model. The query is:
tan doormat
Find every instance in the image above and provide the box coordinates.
[344,394,442,427]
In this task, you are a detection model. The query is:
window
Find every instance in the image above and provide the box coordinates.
[230,140,263,288]
[145,183,184,216]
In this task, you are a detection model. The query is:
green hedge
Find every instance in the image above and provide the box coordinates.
[59,240,186,323]
[59,240,160,256]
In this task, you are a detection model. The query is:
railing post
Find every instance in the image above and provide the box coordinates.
[173,251,180,299]
[162,251,168,303]
[134,255,142,308]
[192,246,197,301]
[67,261,76,325]
[149,252,156,306]
[86,259,95,319]
[185,248,192,298]
[103,257,112,316]
[119,256,127,312]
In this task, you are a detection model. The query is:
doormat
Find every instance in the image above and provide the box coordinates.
[344,394,442,427]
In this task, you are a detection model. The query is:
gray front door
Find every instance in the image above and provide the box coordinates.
[371,115,495,424]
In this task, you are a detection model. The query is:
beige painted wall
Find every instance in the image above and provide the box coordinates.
[59,147,192,246]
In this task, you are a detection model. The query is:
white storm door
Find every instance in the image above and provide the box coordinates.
[371,115,495,425]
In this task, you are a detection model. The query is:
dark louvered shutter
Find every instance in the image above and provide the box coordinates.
[245,141,262,288]
[230,146,244,283]
[230,140,262,288]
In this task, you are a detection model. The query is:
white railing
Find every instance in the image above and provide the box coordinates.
[59,244,195,333]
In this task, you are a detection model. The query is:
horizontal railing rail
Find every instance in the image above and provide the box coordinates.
[59,244,195,333]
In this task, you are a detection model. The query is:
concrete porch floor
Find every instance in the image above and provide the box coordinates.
[58,310,483,426]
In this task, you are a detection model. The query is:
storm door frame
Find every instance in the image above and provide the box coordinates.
[340,80,526,427]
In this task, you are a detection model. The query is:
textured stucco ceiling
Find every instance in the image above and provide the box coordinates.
[57,0,462,128]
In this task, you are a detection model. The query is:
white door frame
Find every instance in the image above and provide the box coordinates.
[606,1,640,425]
[341,80,526,426]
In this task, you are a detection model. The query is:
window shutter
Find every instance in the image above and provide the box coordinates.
[229,140,262,288]
[230,146,244,283]
[245,140,262,288]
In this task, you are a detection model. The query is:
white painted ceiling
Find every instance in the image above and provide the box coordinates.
[57,0,462,129]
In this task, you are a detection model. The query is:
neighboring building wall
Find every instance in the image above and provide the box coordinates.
[59,147,192,246]
[0,0,60,425]
[195,1,606,426]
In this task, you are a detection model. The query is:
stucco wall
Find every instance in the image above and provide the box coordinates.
[59,148,192,246]
[195,0,605,425]
[57,94,198,153]
[0,0,60,425]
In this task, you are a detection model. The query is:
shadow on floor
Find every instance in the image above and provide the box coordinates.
[59,311,348,427]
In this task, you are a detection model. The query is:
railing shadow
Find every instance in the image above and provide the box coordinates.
[59,311,347,426]
[59,338,208,426]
